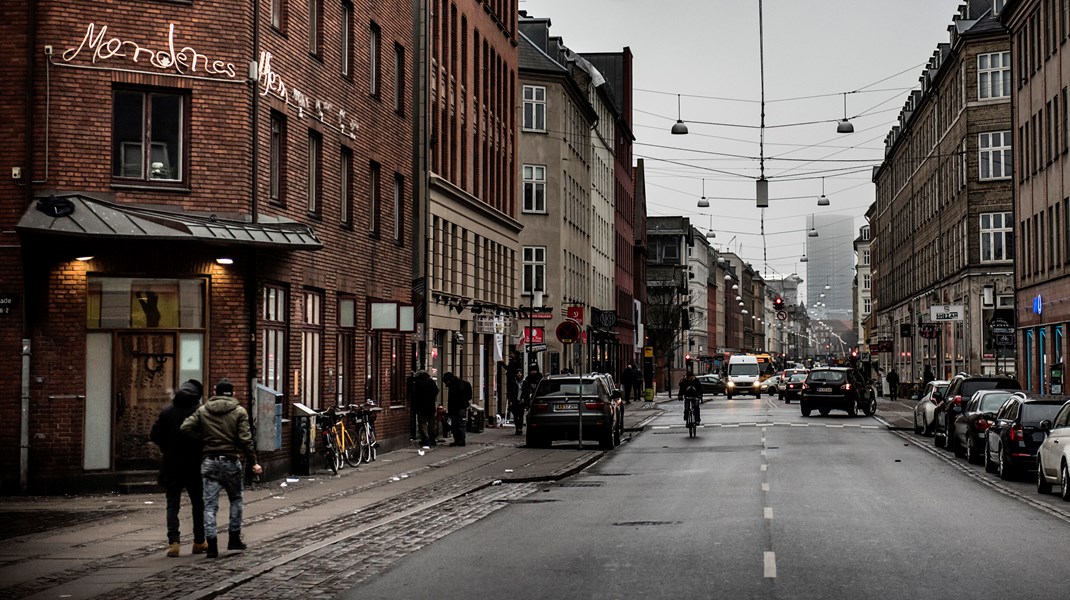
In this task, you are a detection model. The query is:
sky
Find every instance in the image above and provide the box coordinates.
[521,0,970,294]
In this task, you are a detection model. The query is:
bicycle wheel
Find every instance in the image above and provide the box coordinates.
[323,435,339,474]
[342,428,361,467]
[359,423,377,463]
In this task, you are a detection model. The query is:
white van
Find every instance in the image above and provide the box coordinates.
[726,355,762,399]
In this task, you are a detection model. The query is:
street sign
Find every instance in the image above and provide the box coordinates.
[995,334,1014,348]
[776,310,788,321]
[988,310,1014,335]
[556,320,580,344]
[527,343,548,352]
[930,304,964,321]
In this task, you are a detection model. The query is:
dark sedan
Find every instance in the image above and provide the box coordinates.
[800,367,875,417]
[697,374,726,396]
[780,373,807,403]
[950,390,1022,463]
[526,375,623,450]
[984,395,1065,480]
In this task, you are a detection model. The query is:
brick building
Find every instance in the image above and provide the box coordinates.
[1003,0,1070,392]
[872,0,1015,383]
[1,0,415,493]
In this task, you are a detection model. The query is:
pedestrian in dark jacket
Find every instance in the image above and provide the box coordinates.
[677,370,704,424]
[922,365,935,386]
[150,379,206,557]
[442,372,472,446]
[886,368,901,401]
[181,378,261,558]
[412,370,439,447]
[621,364,637,404]
[514,366,543,435]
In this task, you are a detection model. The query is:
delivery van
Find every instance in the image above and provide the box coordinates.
[726,354,761,399]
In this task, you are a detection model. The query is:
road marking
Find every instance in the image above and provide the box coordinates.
[761,437,766,443]
[764,551,777,578]
[760,450,767,457]
[761,483,769,492]
[764,507,773,519]
[790,423,808,427]
[761,464,767,472]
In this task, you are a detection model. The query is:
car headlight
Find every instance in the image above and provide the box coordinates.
[727,381,735,388]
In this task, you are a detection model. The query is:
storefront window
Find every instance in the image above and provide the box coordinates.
[87,277,204,329]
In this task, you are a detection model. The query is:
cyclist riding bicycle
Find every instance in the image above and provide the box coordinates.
[678,370,704,425]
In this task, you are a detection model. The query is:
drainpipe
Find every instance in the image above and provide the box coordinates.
[20,340,30,492]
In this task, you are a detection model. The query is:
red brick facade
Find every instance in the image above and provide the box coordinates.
[1,0,415,493]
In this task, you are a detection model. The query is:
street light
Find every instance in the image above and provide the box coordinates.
[698,179,710,208]
[836,92,854,134]
[671,94,688,135]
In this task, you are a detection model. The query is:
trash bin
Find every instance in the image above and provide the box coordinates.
[467,405,485,433]
[290,402,317,476]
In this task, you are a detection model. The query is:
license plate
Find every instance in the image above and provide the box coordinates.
[818,387,833,393]
[554,403,578,411]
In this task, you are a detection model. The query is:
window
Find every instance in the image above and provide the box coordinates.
[308,0,322,56]
[336,297,355,405]
[523,165,547,212]
[271,0,286,31]
[863,298,872,314]
[341,1,352,77]
[301,291,323,409]
[980,212,1014,262]
[370,22,381,97]
[979,131,1012,180]
[394,44,405,114]
[262,285,287,395]
[270,111,286,203]
[393,174,404,244]
[863,274,871,290]
[307,130,322,215]
[978,52,1011,99]
[112,90,185,183]
[523,246,546,294]
[340,147,353,226]
[523,85,546,131]
[369,161,381,236]
[862,249,870,265]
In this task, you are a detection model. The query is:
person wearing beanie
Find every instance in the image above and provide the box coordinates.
[150,379,206,557]
[181,377,261,558]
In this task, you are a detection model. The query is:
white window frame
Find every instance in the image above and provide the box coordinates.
[523,164,547,213]
[523,85,546,131]
[301,291,323,409]
[980,211,1014,262]
[978,131,1012,180]
[862,249,870,265]
[863,297,872,314]
[978,52,1011,99]
[523,246,546,294]
[863,274,871,290]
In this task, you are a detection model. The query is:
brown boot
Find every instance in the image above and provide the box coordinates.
[192,541,209,554]
[166,542,181,557]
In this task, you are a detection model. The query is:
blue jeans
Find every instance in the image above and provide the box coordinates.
[201,456,244,538]
[166,476,204,544]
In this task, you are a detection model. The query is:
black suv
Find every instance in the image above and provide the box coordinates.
[525,374,623,449]
[983,394,1066,480]
[933,373,1021,450]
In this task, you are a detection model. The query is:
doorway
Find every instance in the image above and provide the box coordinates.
[113,332,177,470]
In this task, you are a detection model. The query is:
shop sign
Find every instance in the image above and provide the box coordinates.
[930,305,964,321]
[0,294,16,316]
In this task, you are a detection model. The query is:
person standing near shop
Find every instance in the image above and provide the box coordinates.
[442,372,472,446]
[412,370,439,447]
[150,379,207,557]
[181,378,261,558]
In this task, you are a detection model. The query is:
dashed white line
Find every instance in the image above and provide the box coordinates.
[764,551,777,578]
[761,483,770,492]
[764,507,774,519]
[760,464,768,472]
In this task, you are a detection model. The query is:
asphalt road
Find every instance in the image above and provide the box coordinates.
[342,395,1070,600]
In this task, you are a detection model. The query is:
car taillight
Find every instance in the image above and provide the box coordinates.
[1009,424,1024,442]
[952,395,963,407]
[531,402,549,412]
[975,419,990,432]
[584,400,604,410]
[842,383,852,391]
[801,383,808,391]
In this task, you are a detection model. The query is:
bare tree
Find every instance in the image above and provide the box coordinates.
[645,265,688,389]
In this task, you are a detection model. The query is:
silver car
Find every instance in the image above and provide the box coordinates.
[913,380,949,436]
[1037,399,1070,501]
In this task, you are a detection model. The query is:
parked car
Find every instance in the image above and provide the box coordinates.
[983,394,1064,480]
[950,389,1023,463]
[800,367,875,417]
[934,374,1021,448]
[526,374,623,450]
[697,373,726,396]
[1036,399,1070,500]
[780,372,807,403]
[913,380,950,436]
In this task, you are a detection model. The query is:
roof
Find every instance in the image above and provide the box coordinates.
[17,193,322,250]
[518,30,567,74]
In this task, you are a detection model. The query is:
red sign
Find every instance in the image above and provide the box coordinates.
[566,306,584,323]
[556,321,580,344]
[522,327,544,344]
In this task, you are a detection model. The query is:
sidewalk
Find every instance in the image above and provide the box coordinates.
[0,401,664,600]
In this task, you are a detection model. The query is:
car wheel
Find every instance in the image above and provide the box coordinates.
[998,446,1014,481]
[922,418,933,437]
[726,392,733,400]
[934,426,945,449]
[801,405,812,417]
[966,436,981,465]
[846,401,858,417]
[984,444,997,473]
[951,432,965,458]
[779,393,784,401]
[914,413,923,435]
[1037,457,1053,494]
[862,397,876,417]
[599,428,615,450]
[1061,462,1070,502]
[819,408,831,416]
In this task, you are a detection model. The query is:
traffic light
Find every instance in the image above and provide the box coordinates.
[685,354,693,369]
[850,348,859,363]
[774,296,784,310]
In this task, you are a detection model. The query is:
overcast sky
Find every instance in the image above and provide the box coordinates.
[522,0,970,291]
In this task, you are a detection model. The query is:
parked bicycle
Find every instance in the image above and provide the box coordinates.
[317,409,342,474]
[317,404,361,474]
[348,400,381,463]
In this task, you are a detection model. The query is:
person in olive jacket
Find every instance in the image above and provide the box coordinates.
[150,379,207,557]
[181,378,261,558]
